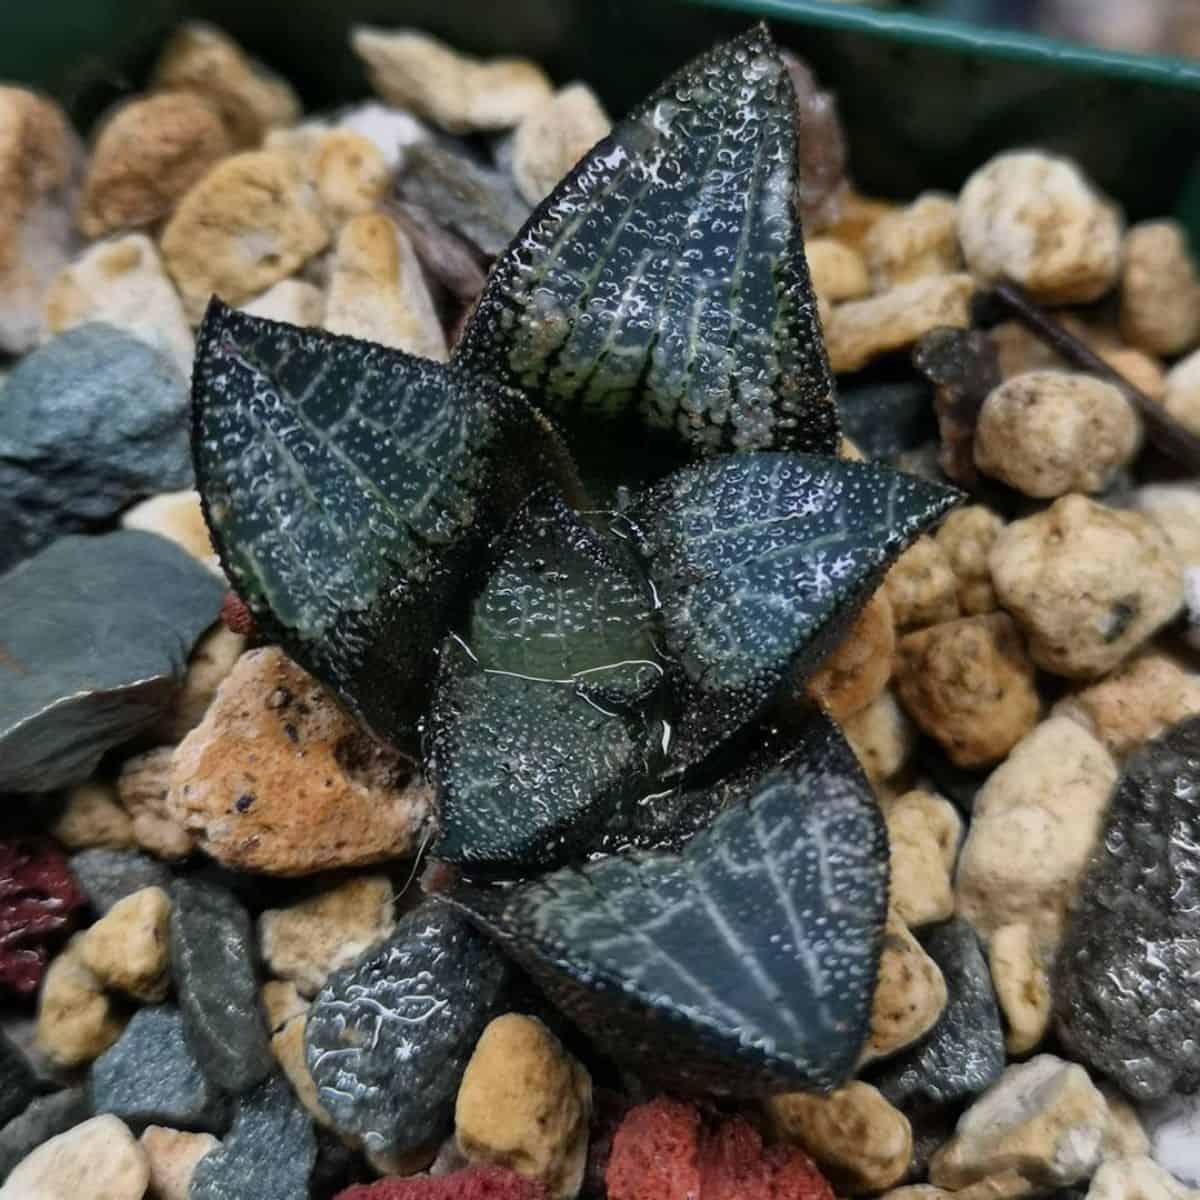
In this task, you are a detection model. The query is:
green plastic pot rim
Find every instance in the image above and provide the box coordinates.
[686,0,1200,90]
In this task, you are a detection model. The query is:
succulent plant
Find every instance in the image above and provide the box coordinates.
[192,24,961,1099]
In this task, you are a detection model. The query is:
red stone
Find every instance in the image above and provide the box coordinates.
[334,1165,547,1200]
[220,591,257,637]
[0,839,85,996]
[605,1099,703,1200]
[606,1100,835,1200]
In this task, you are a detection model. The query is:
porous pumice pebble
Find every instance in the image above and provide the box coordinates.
[151,21,301,146]
[842,688,918,786]
[49,781,136,851]
[77,884,171,1003]
[351,27,552,134]
[1132,482,1200,566]
[986,922,1052,1056]
[1090,1156,1200,1200]
[1053,650,1200,758]
[863,192,962,289]
[258,874,397,997]
[1162,345,1200,437]
[1118,219,1200,356]
[0,1114,149,1200]
[160,150,329,322]
[881,790,962,929]
[455,1014,592,1200]
[323,212,448,359]
[989,495,1183,678]
[140,1126,220,1200]
[934,506,1005,616]
[884,536,962,630]
[34,935,126,1068]
[860,910,948,1063]
[957,150,1122,304]
[929,1055,1113,1190]
[117,747,196,861]
[765,1082,914,1194]
[954,716,1117,956]
[0,87,81,354]
[805,588,895,722]
[805,236,871,305]
[824,273,975,373]
[974,370,1141,498]
[42,233,195,376]
[512,83,611,206]
[894,612,1040,769]
[76,92,231,238]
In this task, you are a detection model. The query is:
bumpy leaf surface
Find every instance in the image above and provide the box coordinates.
[469,491,660,705]
[455,24,838,456]
[192,301,553,747]
[445,721,888,1097]
[429,639,657,870]
[623,452,960,769]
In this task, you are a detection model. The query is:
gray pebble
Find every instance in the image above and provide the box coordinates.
[170,878,273,1095]
[89,1006,228,1133]
[0,531,225,793]
[69,849,172,914]
[190,1073,316,1200]
[0,1032,38,1129]
[394,142,529,257]
[0,323,192,572]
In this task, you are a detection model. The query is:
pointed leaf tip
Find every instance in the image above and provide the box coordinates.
[455,26,838,457]
[625,452,961,769]
[190,300,560,746]
[446,713,888,1096]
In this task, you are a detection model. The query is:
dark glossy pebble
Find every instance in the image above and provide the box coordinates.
[170,877,273,1095]
[305,901,509,1156]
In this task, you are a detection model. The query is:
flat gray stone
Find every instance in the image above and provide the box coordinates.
[0,1034,36,1129]
[0,322,192,571]
[69,849,172,914]
[170,878,273,1095]
[0,1088,91,1183]
[89,1006,227,1133]
[394,142,529,257]
[189,1073,315,1200]
[0,531,224,793]
[1054,716,1200,1102]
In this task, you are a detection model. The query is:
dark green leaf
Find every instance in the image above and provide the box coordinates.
[191,300,557,748]
[455,23,838,457]
[469,490,660,705]
[622,451,961,770]
[443,715,888,1097]
[429,637,659,870]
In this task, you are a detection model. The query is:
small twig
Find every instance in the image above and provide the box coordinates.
[987,280,1200,473]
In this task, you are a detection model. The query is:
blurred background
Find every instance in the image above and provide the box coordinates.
[877,0,1200,57]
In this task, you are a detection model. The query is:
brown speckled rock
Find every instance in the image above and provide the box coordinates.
[806,588,895,722]
[167,647,433,875]
[935,506,1004,616]
[895,613,1040,769]
[160,150,328,322]
[885,536,962,631]
[151,22,300,147]
[77,93,230,237]
[990,496,1183,679]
